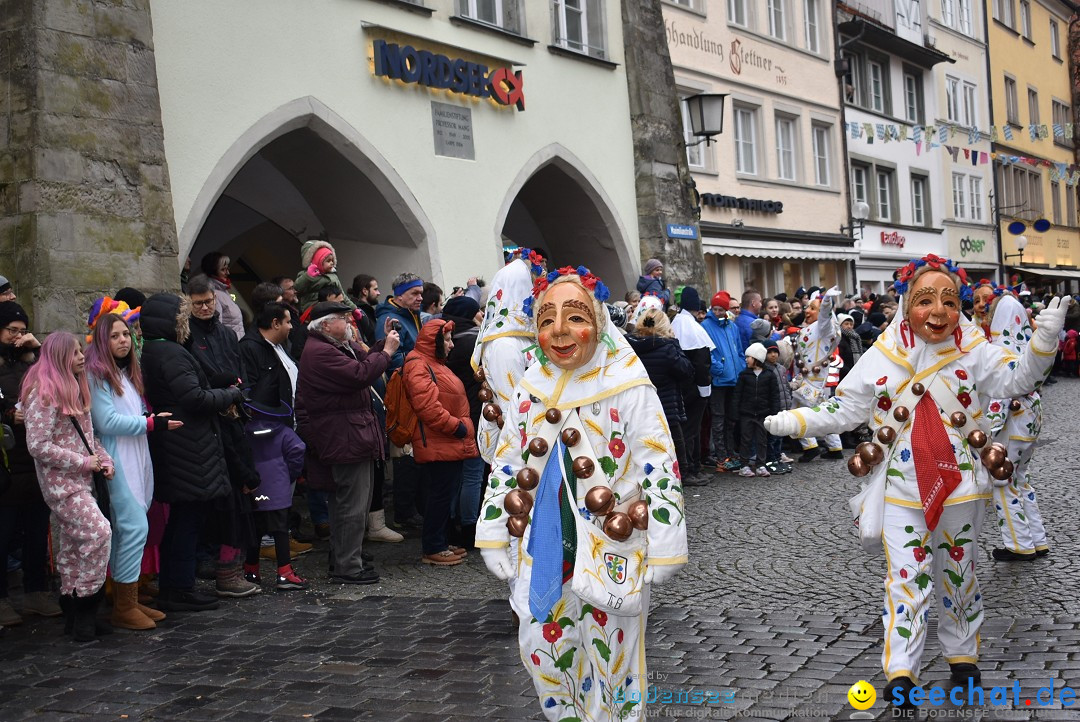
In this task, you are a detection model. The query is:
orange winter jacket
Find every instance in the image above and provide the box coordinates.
[403,319,479,463]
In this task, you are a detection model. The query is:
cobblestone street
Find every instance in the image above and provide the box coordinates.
[2,379,1079,721]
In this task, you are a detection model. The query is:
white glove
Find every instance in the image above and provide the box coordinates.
[644,563,683,586]
[825,285,842,299]
[481,547,516,580]
[764,411,800,437]
[1032,296,1072,351]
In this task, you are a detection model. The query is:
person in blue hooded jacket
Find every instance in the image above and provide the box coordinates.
[701,291,745,468]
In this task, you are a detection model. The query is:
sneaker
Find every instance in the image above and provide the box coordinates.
[722,458,743,472]
[738,466,755,477]
[799,447,821,463]
[21,591,62,617]
[314,522,331,540]
[422,550,464,566]
[0,598,23,627]
[764,461,780,474]
[330,569,381,585]
[756,467,770,477]
[992,547,1037,562]
[276,570,310,591]
[155,588,220,612]
[288,539,313,556]
[780,453,794,463]
[243,564,262,586]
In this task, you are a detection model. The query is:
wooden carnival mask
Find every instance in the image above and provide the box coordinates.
[536,282,600,371]
[907,270,962,344]
[804,299,820,324]
[972,285,995,324]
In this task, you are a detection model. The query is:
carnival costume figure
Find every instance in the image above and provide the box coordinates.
[477,267,688,721]
[973,282,1050,561]
[765,255,1069,709]
[791,287,844,458]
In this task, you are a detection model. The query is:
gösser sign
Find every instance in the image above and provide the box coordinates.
[373,39,525,111]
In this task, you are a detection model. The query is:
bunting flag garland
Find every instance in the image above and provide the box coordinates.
[1003,125,1014,141]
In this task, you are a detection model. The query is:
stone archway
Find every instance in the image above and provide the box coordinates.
[497,144,635,295]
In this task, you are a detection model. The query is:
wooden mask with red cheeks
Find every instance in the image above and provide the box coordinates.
[907,270,962,344]
[804,299,820,324]
[972,285,995,323]
[536,282,600,370]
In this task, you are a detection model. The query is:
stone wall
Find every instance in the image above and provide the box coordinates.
[621,0,707,294]
[0,0,178,333]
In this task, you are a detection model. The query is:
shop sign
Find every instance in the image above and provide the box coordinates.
[958,237,987,257]
[431,102,474,160]
[881,231,906,248]
[666,223,699,240]
[701,194,784,213]
[373,39,525,111]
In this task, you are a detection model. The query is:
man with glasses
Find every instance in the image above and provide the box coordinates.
[0,276,15,303]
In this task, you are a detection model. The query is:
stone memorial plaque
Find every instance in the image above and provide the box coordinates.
[431,101,474,160]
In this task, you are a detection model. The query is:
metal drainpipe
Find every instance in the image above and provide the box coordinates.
[984,0,1006,284]
[836,7,866,292]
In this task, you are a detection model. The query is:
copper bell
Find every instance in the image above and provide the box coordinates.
[478,387,493,403]
[584,486,615,516]
[516,467,539,491]
[560,428,581,447]
[912,382,925,396]
[848,454,870,477]
[474,367,486,382]
[876,426,896,444]
[528,437,549,457]
[1010,399,1022,412]
[812,365,821,374]
[967,429,987,448]
[857,442,884,466]
[504,489,533,517]
[991,458,1015,481]
[506,515,528,538]
[981,445,1006,468]
[482,404,500,422]
[950,411,967,428]
[572,456,595,479]
[627,500,650,530]
[603,512,633,542]
[496,417,505,429]
[545,408,562,424]
[893,406,910,422]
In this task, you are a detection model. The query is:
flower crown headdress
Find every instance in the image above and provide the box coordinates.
[523,265,610,317]
[504,247,546,278]
[893,254,973,302]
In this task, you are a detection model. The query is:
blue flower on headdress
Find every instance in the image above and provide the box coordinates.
[594,279,610,303]
[523,296,534,317]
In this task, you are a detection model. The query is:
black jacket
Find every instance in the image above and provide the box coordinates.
[356,300,378,348]
[239,332,294,420]
[283,301,307,361]
[626,334,694,422]
[444,315,482,428]
[187,312,241,386]
[141,293,239,504]
[683,346,712,394]
[0,344,39,505]
[733,366,780,418]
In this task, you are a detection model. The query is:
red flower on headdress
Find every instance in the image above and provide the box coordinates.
[923,254,946,269]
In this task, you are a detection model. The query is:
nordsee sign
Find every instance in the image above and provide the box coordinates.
[372,39,525,111]
[666,224,699,240]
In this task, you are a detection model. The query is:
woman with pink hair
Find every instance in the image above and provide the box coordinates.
[21,332,114,642]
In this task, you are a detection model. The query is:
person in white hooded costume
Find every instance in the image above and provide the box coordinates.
[765,254,1070,711]
[478,266,687,721]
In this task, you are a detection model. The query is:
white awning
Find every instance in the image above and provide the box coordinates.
[1018,267,1080,280]
[702,238,860,261]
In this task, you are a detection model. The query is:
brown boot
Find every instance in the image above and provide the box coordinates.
[136,602,166,622]
[110,582,155,630]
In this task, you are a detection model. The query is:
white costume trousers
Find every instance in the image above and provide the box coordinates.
[993,439,1048,553]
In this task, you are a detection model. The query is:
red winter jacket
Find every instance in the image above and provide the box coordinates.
[404,320,479,464]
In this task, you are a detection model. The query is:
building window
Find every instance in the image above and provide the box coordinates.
[958,0,972,34]
[944,80,977,128]
[812,124,831,186]
[553,0,607,59]
[994,0,1015,27]
[775,116,797,181]
[941,0,955,27]
[946,76,961,123]
[851,165,869,206]
[969,177,983,221]
[876,170,893,222]
[680,95,705,170]
[1051,19,1061,58]
[804,0,820,52]
[1068,184,1076,226]
[868,60,885,113]
[734,106,758,175]
[1051,180,1062,225]
[1028,88,1040,125]
[1002,166,1045,215]
[911,176,927,226]
[1053,100,1072,146]
[904,70,923,123]
[768,0,787,40]
[1020,0,1031,39]
[1004,76,1019,124]
[460,0,525,32]
[728,0,748,26]
[667,0,701,8]
[962,82,977,127]
[952,173,967,219]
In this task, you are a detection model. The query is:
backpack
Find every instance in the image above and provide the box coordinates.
[385,359,436,448]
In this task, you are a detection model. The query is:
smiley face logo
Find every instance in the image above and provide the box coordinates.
[848,680,876,710]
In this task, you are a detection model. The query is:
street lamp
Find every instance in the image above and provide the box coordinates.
[1003,234,1028,266]
[684,94,728,147]
[841,201,871,239]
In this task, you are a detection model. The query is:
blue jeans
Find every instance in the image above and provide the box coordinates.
[307,490,330,526]
[768,434,783,462]
[420,460,462,555]
[453,456,485,526]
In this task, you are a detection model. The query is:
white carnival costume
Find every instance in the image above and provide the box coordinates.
[765,255,1068,699]
[477,268,688,722]
[791,287,843,455]
[984,292,1050,558]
